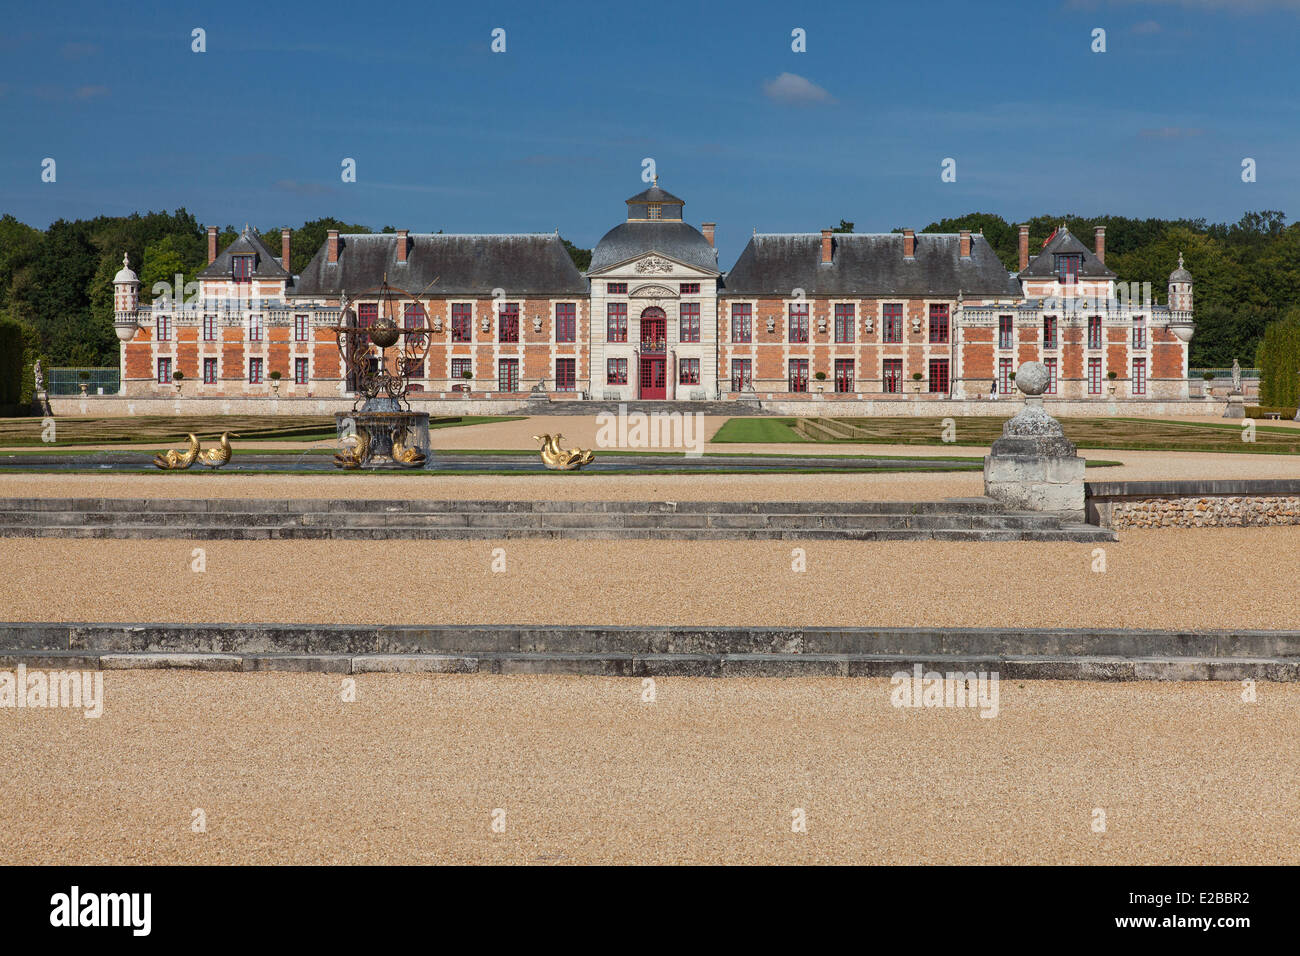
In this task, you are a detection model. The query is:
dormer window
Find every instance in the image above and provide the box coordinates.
[1055,254,1081,283]
[232,255,253,280]
[647,203,661,220]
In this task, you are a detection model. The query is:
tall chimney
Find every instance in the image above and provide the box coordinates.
[959,229,971,258]
[397,229,409,264]
[281,228,291,273]
[327,229,339,264]
[1018,225,1030,271]
[207,226,218,264]
[820,229,833,264]
[903,229,915,259]
[701,222,715,248]
[1094,226,1106,264]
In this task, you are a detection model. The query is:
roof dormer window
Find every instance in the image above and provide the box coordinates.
[647,203,661,220]
[1055,254,1080,283]
[232,255,253,280]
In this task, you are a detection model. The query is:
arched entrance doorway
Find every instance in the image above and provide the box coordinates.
[637,307,667,399]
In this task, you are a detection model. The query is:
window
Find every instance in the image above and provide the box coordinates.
[1088,315,1102,349]
[404,303,427,347]
[998,315,1013,350]
[498,303,519,343]
[730,359,752,392]
[883,304,903,343]
[1055,254,1081,283]
[835,358,854,393]
[928,304,949,344]
[679,283,700,295]
[1045,358,1058,395]
[788,303,809,343]
[789,359,809,392]
[203,315,216,342]
[679,303,700,342]
[607,303,627,342]
[155,315,171,342]
[1132,317,1146,349]
[929,358,950,393]
[647,203,661,220]
[249,357,263,384]
[731,303,752,343]
[249,314,263,342]
[451,303,472,342]
[294,357,309,385]
[157,357,172,384]
[555,357,576,391]
[451,358,473,382]
[555,303,576,343]
[679,358,700,385]
[498,358,519,392]
[358,303,378,329]
[402,358,422,378]
[607,358,628,385]
[999,358,1014,396]
[1132,358,1146,395]
[294,314,309,342]
[1043,316,1058,350]
[882,359,903,393]
[1088,358,1102,394]
[834,304,855,343]
[203,358,217,384]
[232,255,253,280]
[607,282,627,294]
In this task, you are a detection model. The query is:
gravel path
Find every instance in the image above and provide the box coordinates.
[1,673,1293,864]
[4,529,1298,629]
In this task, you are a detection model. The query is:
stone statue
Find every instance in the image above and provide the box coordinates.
[1231,358,1242,393]
[33,359,43,392]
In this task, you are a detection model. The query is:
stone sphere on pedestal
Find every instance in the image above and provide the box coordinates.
[1015,361,1050,397]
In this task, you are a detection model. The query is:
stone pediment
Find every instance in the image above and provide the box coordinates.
[634,255,676,275]
[630,283,677,299]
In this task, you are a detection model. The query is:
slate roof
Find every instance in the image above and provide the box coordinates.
[292,233,588,297]
[197,227,290,280]
[589,221,719,273]
[720,233,1020,297]
[1019,227,1116,279]
[625,185,685,206]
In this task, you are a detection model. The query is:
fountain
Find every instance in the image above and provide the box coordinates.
[330,279,432,469]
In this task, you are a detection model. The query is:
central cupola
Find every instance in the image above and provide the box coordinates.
[625,177,685,222]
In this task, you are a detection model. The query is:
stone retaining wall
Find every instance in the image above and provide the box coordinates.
[1086,480,1300,529]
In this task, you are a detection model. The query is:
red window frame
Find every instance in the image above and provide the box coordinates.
[249,314,263,342]
[834,304,855,343]
[498,358,519,392]
[294,314,309,342]
[202,358,217,384]
[928,358,950,393]
[607,303,628,342]
[679,283,700,294]
[1132,317,1146,349]
[607,358,628,385]
[730,359,752,391]
[451,358,473,381]
[157,357,171,384]
[451,303,472,342]
[1043,316,1058,350]
[232,255,253,280]
[928,304,949,344]
[679,357,700,385]
[203,315,216,342]
[1132,358,1146,395]
[788,303,809,343]
[882,304,903,344]
[357,304,378,329]
[607,282,627,294]
[998,314,1013,349]
[156,315,170,342]
[555,357,576,391]
[1088,316,1102,349]
[1088,358,1102,394]
[1045,358,1058,394]
[788,358,808,392]
[679,303,700,343]
[999,358,1014,395]
[294,357,308,385]
[834,358,854,393]
[555,303,576,343]
[498,303,520,343]
[249,357,263,384]
[882,359,903,393]
[731,304,752,343]
[1056,254,1081,284]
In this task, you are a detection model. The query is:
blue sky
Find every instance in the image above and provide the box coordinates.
[3,0,1300,264]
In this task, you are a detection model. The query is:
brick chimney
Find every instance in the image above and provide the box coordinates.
[327,229,339,264]
[821,229,833,264]
[903,229,915,259]
[1018,225,1030,271]
[701,222,715,247]
[207,226,218,264]
[281,228,291,272]
[1094,226,1106,264]
[396,229,409,263]
[959,229,971,258]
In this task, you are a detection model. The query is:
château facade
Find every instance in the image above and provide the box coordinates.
[114,184,1195,403]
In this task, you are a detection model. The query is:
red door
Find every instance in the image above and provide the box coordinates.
[639,308,667,399]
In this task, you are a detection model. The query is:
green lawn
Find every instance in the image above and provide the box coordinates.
[712,416,1300,455]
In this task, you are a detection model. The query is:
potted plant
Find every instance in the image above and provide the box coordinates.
[1202,370,1215,399]
[814,370,827,392]
[911,371,924,394]
[78,371,91,396]
[269,370,281,394]
[1107,369,1118,395]
[172,370,184,394]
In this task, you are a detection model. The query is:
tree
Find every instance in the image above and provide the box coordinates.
[561,238,591,271]
[832,220,854,233]
[1256,310,1300,408]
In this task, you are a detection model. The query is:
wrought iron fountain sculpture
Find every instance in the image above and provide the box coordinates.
[330,278,433,469]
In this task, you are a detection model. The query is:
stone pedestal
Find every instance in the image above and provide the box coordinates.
[1223,392,1245,419]
[983,362,1086,520]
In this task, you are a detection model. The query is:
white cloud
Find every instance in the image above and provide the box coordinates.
[762,73,834,105]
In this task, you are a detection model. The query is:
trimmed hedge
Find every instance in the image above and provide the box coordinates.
[1256,315,1300,408]
[1246,405,1298,419]
[0,318,25,406]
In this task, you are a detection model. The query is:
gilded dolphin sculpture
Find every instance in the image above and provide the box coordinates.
[533,433,595,471]
[198,432,238,469]
[334,428,370,469]
[154,433,201,470]
[391,428,427,467]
